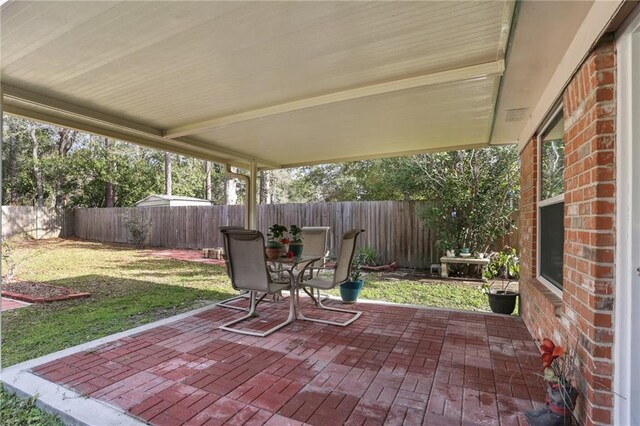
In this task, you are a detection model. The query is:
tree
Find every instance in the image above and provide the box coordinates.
[165,152,172,196]
[205,161,212,201]
[414,146,520,253]
[28,124,45,206]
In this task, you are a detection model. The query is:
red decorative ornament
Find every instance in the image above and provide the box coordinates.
[539,338,564,367]
[287,251,294,259]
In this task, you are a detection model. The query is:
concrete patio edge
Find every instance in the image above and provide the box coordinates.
[1,301,220,426]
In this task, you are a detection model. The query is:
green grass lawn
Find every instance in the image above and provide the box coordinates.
[1,239,234,368]
[327,277,490,312]
[0,386,64,426]
[2,239,495,369]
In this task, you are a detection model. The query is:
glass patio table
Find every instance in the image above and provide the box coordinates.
[269,255,323,309]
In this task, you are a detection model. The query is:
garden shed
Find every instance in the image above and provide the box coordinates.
[134,195,212,208]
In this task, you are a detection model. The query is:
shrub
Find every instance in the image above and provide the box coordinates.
[417,146,519,253]
[124,212,152,247]
[357,247,379,266]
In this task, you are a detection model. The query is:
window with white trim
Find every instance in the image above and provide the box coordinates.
[538,110,564,290]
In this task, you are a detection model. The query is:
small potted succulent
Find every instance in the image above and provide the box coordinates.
[481,247,519,314]
[288,225,303,257]
[266,224,288,260]
[339,252,365,303]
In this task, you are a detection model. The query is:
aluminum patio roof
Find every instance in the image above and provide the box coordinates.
[0,0,624,169]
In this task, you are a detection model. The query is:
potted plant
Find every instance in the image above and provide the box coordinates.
[288,225,303,257]
[525,338,578,425]
[266,224,288,260]
[339,252,365,303]
[482,247,519,314]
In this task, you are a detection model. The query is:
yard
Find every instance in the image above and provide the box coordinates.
[1,239,491,368]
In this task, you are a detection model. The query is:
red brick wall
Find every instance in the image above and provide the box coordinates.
[519,36,616,425]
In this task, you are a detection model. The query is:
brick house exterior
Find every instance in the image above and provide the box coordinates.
[519,36,617,425]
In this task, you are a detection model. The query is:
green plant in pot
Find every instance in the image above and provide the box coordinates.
[288,225,303,257]
[266,224,288,260]
[482,247,520,315]
[340,252,365,304]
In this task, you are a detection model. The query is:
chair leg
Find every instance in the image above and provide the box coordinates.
[216,291,271,311]
[215,291,250,311]
[219,290,296,337]
[299,287,331,306]
[296,287,362,327]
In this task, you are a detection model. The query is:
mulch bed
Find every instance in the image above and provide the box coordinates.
[1,281,90,303]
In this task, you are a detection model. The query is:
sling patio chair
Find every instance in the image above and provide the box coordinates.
[219,229,296,337]
[296,229,364,327]
[297,226,330,303]
[299,226,331,275]
[215,226,253,311]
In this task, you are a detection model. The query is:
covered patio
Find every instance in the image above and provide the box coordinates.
[2,1,634,424]
[4,298,543,425]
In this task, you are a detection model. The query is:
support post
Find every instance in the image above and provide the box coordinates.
[249,160,258,230]
[225,164,251,229]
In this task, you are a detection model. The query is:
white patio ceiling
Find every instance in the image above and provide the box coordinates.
[0,0,621,169]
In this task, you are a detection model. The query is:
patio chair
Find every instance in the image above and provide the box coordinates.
[298,226,330,276]
[219,229,296,337]
[297,226,331,303]
[215,226,252,311]
[296,229,364,327]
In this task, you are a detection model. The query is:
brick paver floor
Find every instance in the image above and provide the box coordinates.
[31,298,545,425]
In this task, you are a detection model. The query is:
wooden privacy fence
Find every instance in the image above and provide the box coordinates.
[258,201,436,268]
[2,206,74,240]
[72,201,438,269]
[74,205,244,251]
[4,202,519,269]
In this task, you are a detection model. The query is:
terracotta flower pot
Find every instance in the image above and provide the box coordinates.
[265,243,283,260]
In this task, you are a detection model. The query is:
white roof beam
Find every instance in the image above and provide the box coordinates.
[164,60,505,139]
[1,84,280,169]
[2,84,165,137]
[280,142,490,169]
[3,103,247,167]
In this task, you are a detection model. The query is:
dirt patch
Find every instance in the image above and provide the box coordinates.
[1,281,90,303]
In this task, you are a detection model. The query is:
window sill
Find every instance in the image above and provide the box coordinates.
[529,278,563,317]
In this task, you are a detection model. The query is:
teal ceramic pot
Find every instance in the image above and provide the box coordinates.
[289,242,303,257]
[340,279,364,303]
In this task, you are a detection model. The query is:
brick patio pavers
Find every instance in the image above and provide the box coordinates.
[30,299,545,425]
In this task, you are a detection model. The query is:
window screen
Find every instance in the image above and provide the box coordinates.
[539,110,565,291]
[540,202,564,289]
